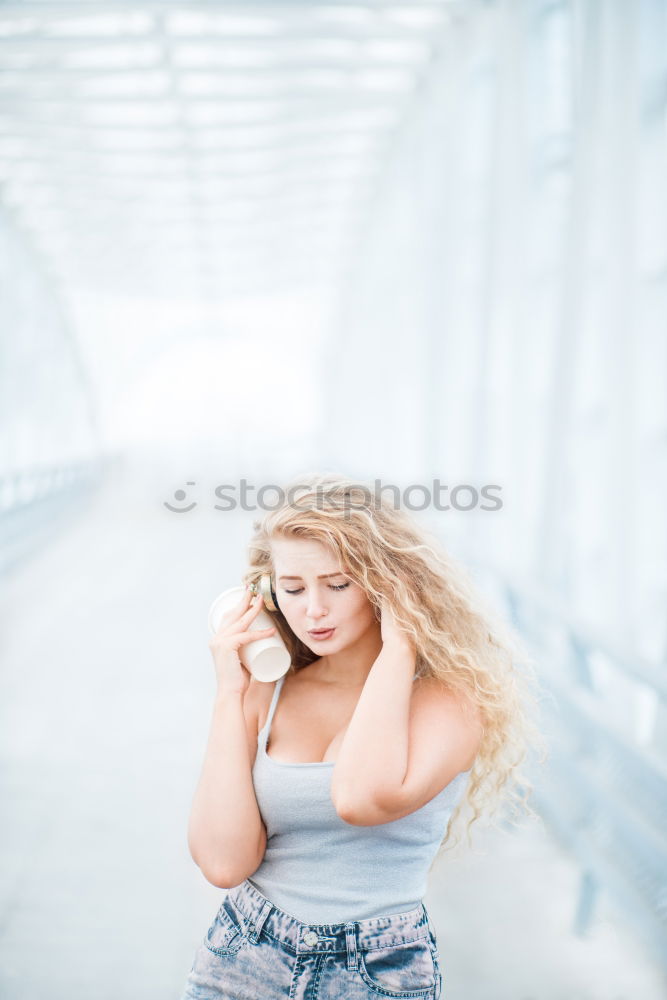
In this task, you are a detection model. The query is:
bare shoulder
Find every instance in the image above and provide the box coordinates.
[411,674,484,765]
[413,673,482,715]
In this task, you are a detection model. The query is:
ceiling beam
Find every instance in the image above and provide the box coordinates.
[0,59,420,76]
[0,85,413,103]
[0,0,458,12]
[0,27,439,48]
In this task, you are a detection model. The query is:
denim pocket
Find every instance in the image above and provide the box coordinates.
[357,934,437,998]
[204,897,246,958]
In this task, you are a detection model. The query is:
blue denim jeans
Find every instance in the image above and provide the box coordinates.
[181,878,443,999]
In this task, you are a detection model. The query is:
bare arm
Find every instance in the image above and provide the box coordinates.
[330,637,416,817]
[331,601,482,825]
[187,687,266,888]
[186,589,274,888]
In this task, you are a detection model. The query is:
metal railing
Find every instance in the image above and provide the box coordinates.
[0,461,105,577]
[485,568,667,970]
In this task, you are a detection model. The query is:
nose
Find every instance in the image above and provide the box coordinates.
[305,592,329,622]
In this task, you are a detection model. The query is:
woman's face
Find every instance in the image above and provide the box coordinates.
[270,536,378,654]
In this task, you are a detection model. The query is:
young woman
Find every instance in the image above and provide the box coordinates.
[181,474,545,999]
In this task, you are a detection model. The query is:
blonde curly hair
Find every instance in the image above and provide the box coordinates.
[242,472,549,854]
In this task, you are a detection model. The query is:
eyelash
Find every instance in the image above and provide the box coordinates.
[283,582,350,595]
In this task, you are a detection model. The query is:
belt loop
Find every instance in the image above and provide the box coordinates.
[246,898,272,945]
[345,922,358,971]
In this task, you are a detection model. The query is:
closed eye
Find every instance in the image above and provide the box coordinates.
[283,582,350,595]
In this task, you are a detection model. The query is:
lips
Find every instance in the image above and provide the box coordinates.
[308,628,335,639]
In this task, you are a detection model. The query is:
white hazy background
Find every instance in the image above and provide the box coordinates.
[1,2,666,998]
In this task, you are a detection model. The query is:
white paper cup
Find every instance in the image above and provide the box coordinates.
[208,585,291,683]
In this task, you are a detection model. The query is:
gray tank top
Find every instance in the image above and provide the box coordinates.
[249,672,472,924]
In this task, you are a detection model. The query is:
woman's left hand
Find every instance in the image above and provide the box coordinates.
[379,598,416,653]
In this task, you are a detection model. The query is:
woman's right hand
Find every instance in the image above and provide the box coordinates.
[208,587,276,697]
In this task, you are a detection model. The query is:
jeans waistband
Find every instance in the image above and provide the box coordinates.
[226,879,432,970]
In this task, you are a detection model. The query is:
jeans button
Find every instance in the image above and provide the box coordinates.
[303,931,319,946]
